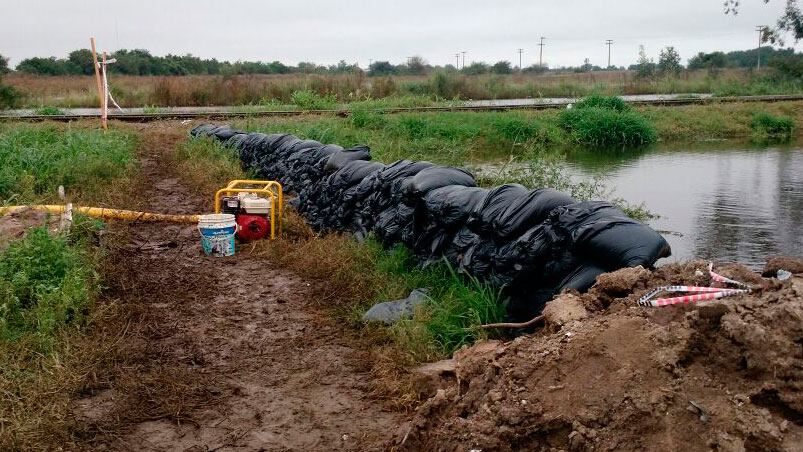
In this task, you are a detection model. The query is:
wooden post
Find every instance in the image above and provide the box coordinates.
[101,52,108,130]
[90,38,105,129]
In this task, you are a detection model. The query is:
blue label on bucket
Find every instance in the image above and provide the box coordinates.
[200,225,236,237]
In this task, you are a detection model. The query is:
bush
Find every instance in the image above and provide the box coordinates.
[751,112,795,141]
[290,89,337,110]
[0,82,20,109]
[559,107,657,147]
[0,227,97,340]
[573,94,630,112]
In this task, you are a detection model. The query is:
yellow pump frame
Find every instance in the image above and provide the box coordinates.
[214,180,284,240]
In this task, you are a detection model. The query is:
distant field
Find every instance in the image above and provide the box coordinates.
[6,68,801,109]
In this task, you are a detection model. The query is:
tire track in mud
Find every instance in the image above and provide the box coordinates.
[73,126,403,451]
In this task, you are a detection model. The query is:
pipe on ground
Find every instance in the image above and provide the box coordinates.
[0,205,199,223]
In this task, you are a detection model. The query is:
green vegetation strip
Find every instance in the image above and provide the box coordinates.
[0,124,136,203]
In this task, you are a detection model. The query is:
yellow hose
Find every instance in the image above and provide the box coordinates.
[0,205,200,223]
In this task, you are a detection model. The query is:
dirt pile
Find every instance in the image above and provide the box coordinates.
[401,260,803,451]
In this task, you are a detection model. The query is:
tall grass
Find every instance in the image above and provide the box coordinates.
[558,95,657,147]
[750,112,795,142]
[6,68,803,108]
[0,124,137,203]
[558,107,657,147]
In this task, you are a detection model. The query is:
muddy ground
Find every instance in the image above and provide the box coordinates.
[9,122,799,451]
[401,263,803,451]
[69,127,403,450]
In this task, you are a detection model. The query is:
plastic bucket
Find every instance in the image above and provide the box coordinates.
[198,214,237,257]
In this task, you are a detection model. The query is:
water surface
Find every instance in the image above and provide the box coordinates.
[564,141,803,269]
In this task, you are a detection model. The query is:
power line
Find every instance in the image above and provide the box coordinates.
[517,48,523,70]
[755,25,766,70]
[538,37,546,68]
[605,39,614,68]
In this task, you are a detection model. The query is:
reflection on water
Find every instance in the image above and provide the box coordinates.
[564,141,803,269]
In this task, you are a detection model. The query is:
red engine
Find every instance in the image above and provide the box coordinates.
[236,214,270,241]
[220,193,272,241]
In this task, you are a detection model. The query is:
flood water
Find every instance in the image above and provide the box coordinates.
[563,141,803,269]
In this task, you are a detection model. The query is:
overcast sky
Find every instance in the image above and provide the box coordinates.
[1,0,799,69]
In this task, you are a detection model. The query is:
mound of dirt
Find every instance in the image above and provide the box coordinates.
[400,260,803,451]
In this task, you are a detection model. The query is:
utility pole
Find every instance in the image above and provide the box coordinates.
[368,58,373,69]
[605,39,614,69]
[756,25,765,69]
[461,51,466,69]
[538,37,546,68]
[517,48,523,71]
[455,53,460,68]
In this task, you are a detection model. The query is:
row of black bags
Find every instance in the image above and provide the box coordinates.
[191,124,671,321]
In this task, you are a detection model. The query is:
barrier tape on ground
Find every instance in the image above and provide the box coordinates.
[638,263,752,307]
[637,286,748,307]
[708,263,752,289]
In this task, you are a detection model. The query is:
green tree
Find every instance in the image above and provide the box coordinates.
[657,46,682,75]
[368,61,397,76]
[491,60,513,74]
[633,45,656,78]
[0,54,19,108]
[687,51,728,69]
[0,54,9,74]
[405,56,429,75]
[16,56,79,75]
[461,62,489,75]
[68,49,95,75]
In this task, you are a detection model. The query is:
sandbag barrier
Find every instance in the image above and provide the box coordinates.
[191,124,671,321]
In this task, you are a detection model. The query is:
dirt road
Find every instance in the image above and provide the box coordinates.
[72,127,403,451]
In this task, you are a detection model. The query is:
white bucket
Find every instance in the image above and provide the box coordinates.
[198,214,237,257]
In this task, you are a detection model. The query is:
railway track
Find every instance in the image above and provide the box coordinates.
[3,94,802,122]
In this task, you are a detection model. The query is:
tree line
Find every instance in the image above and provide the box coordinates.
[3,45,802,78]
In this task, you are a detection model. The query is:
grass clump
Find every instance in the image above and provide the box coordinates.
[558,96,656,147]
[573,94,630,112]
[290,89,338,110]
[34,106,65,116]
[0,124,136,203]
[750,111,795,141]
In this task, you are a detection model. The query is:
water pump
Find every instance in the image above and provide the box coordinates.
[219,192,272,241]
[214,179,283,242]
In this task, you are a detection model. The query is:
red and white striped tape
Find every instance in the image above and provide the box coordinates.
[708,263,752,289]
[637,264,752,307]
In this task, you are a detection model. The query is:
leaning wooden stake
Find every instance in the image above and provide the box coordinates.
[101,52,109,129]
[89,38,105,129]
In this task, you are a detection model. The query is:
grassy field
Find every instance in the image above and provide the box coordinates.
[5,68,802,109]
